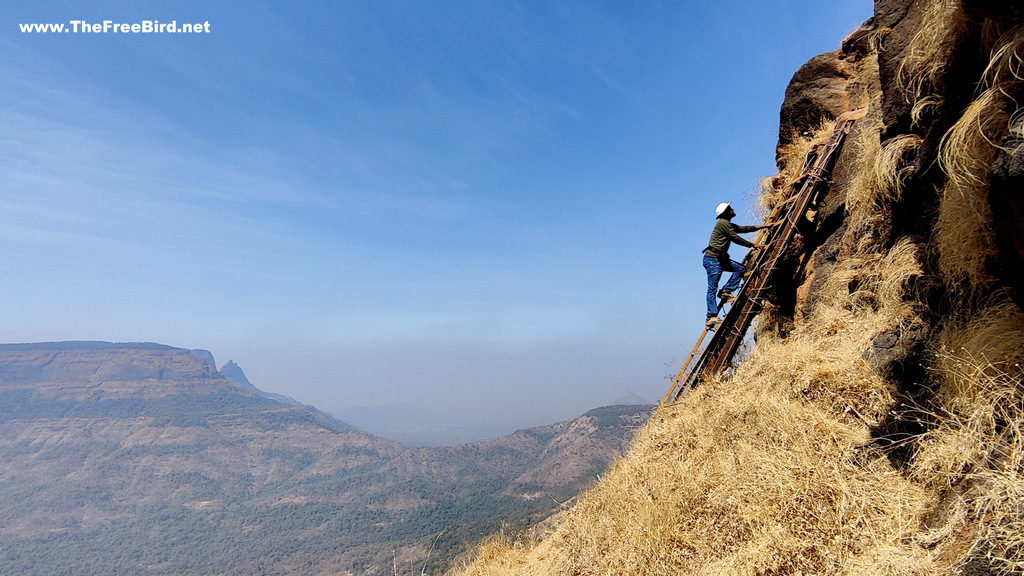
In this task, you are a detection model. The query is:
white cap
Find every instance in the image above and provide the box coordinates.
[715,202,731,216]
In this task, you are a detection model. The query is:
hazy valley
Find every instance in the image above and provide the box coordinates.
[0,342,651,576]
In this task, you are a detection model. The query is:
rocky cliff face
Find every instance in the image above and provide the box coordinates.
[773,0,1024,331]
[450,2,1024,574]
[0,342,232,399]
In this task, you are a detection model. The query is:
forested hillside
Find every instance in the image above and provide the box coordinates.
[0,342,650,576]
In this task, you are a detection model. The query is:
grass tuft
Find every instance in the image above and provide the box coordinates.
[761,119,839,216]
[896,0,969,124]
[936,25,1024,292]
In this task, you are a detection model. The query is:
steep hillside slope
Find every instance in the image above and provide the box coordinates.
[0,342,649,576]
[451,1,1024,575]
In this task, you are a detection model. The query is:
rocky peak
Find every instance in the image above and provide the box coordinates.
[219,360,251,385]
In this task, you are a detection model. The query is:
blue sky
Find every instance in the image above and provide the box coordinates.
[2,1,872,442]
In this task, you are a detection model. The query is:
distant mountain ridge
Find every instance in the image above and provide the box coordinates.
[0,341,650,576]
[0,341,177,351]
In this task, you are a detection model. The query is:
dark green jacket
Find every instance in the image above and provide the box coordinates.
[703,217,758,258]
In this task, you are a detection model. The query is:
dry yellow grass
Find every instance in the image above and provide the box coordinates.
[873,135,922,206]
[894,4,1023,294]
[451,278,938,576]
[843,116,884,216]
[896,0,969,127]
[972,416,1024,575]
[936,25,1024,292]
[448,9,1024,576]
[917,300,1024,474]
[817,235,926,320]
[450,248,1017,576]
[935,88,1005,290]
[451,376,934,576]
[910,307,1024,575]
[760,119,839,216]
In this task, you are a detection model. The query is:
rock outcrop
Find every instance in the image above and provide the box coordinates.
[219,359,251,385]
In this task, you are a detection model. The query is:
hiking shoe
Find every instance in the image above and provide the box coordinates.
[705,316,721,329]
[717,289,734,301]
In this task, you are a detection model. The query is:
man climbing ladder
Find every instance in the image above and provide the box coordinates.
[702,202,770,329]
[664,107,867,404]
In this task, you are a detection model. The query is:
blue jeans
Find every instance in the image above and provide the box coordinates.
[703,255,745,317]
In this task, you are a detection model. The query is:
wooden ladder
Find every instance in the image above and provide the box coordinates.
[662,108,866,404]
